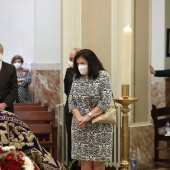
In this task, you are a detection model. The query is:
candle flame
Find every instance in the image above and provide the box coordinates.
[124,25,132,32]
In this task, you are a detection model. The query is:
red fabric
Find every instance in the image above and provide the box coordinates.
[34,163,40,170]
[22,70,28,75]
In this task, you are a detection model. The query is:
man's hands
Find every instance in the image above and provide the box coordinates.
[149,65,156,75]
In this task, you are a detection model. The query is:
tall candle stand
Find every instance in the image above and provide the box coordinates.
[114,85,138,170]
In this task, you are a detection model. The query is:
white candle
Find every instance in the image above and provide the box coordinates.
[122,25,132,85]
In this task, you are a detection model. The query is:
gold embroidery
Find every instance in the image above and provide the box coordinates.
[0,110,60,169]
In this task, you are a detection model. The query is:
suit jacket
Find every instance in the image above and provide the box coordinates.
[155,69,170,77]
[0,61,18,112]
[64,67,74,113]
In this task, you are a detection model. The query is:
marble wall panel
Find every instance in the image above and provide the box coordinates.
[151,77,166,108]
[33,70,60,109]
[151,76,170,107]
[30,63,61,110]
[129,125,154,169]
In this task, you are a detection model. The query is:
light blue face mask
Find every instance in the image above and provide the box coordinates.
[78,64,88,75]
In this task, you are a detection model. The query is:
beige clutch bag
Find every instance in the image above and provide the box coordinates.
[92,107,117,125]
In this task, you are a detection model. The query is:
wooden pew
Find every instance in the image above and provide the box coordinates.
[14,105,48,111]
[14,103,41,106]
[151,105,170,163]
[14,102,48,112]
[15,110,57,159]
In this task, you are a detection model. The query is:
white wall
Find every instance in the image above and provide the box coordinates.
[151,0,165,69]
[62,0,81,103]
[0,0,34,64]
[34,0,61,63]
[0,0,61,65]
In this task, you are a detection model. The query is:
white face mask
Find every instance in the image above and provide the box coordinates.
[0,54,2,61]
[13,62,22,69]
[68,61,73,68]
[78,64,88,75]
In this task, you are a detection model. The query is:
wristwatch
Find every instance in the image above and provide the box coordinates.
[87,112,93,117]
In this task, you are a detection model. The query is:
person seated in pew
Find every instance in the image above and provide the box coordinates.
[0,109,60,170]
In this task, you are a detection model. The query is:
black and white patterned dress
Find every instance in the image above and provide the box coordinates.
[68,70,113,162]
[17,68,31,103]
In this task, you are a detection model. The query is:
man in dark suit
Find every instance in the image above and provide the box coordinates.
[64,48,81,169]
[150,65,170,77]
[0,43,18,112]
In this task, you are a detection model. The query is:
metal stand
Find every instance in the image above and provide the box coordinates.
[114,85,138,170]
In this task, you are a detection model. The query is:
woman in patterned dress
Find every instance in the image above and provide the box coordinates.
[68,49,113,170]
[11,55,31,103]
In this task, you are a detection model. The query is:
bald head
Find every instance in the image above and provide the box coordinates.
[69,50,76,61]
[69,48,81,61]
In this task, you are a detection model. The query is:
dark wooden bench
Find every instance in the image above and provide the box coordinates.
[14,103,41,106]
[151,105,170,163]
[14,105,48,111]
[14,110,51,115]
[15,110,57,159]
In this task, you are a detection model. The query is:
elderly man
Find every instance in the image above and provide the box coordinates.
[0,43,18,112]
[64,48,81,169]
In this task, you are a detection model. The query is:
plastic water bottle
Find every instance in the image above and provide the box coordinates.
[129,150,137,170]
[165,120,170,134]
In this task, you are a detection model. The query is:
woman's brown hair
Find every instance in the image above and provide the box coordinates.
[11,55,24,64]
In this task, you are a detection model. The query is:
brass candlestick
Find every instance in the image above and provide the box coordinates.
[114,85,138,170]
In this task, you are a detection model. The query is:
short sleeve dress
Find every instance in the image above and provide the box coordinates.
[68,70,113,162]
